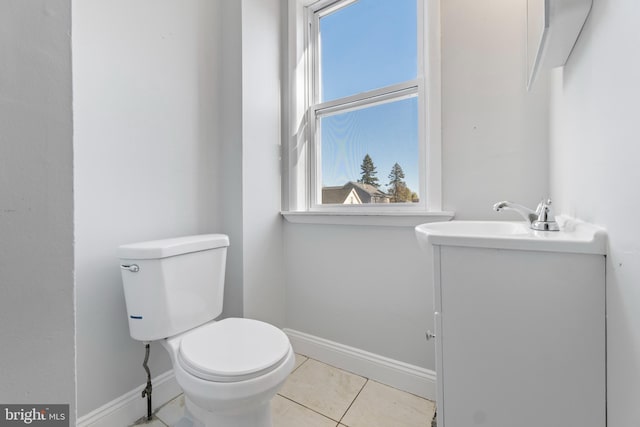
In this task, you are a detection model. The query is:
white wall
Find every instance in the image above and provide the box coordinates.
[285,225,433,367]
[74,0,287,417]
[219,0,244,320]
[284,0,549,371]
[0,0,556,419]
[241,0,287,327]
[0,0,76,423]
[73,0,224,416]
[549,0,640,425]
[442,0,550,218]
[215,0,287,326]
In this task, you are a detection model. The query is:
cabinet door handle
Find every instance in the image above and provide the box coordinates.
[425,330,436,341]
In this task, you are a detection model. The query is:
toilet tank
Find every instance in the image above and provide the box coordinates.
[118,234,229,341]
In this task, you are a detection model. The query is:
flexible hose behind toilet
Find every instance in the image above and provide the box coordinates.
[141,343,152,421]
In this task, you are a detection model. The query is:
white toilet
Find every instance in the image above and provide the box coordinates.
[118,234,294,427]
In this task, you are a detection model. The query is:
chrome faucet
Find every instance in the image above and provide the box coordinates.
[493,198,560,231]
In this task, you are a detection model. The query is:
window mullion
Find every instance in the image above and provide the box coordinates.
[307,6,320,209]
[312,0,359,17]
[313,81,420,118]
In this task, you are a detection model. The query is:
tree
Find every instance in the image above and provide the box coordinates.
[358,154,379,187]
[387,162,413,203]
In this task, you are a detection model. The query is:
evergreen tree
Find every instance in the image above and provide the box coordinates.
[387,162,411,203]
[358,154,379,187]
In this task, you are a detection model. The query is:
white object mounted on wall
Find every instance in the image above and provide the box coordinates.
[527,0,593,90]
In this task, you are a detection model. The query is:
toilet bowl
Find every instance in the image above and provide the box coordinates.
[118,234,293,427]
[164,318,295,426]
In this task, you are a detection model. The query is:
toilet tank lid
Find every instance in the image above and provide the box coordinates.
[118,234,229,260]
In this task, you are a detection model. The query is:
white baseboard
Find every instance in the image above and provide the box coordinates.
[284,328,436,401]
[77,370,182,427]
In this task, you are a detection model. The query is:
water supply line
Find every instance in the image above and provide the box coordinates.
[141,343,152,421]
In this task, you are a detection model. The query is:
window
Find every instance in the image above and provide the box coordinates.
[284,0,443,222]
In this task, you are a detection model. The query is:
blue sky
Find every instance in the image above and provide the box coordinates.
[319,0,419,193]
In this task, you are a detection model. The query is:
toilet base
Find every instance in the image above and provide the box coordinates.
[159,327,295,427]
[180,395,272,427]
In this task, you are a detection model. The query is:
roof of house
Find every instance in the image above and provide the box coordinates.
[322,186,362,204]
[349,181,387,197]
[321,181,389,204]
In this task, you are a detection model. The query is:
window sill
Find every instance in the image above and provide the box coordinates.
[281,210,455,227]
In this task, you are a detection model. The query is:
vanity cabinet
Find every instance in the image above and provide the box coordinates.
[416,220,606,427]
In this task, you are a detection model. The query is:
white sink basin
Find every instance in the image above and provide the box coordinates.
[421,220,530,237]
[415,216,606,254]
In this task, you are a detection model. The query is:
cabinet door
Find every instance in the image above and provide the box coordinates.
[438,246,605,427]
[433,310,444,427]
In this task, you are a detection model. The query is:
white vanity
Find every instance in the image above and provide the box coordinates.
[416,218,606,427]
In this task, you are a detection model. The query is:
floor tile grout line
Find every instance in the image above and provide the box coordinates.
[337,377,369,426]
[291,354,310,374]
[133,414,169,427]
[153,412,172,427]
[303,355,369,382]
[276,394,343,423]
[283,354,371,425]
[292,356,372,422]
[153,394,182,426]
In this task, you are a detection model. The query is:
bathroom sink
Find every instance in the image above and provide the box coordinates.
[415,216,606,254]
[420,220,529,237]
[419,216,607,427]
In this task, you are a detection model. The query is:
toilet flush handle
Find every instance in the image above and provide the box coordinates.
[120,264,140,273]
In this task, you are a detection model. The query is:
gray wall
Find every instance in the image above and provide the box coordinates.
[441,0,549,216]
[217,0,287,327]
[73,0,224,416]
[241,0,287,327]
[284,0,550,371]
[0,0,76,423]
[219,0,244,321]
[549,0,640,424]
[73,0,286,417]
[0,0,557,421]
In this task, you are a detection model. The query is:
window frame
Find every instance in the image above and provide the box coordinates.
[283,0,446,223]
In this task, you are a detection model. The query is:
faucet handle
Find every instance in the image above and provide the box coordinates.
[538,199,553,220]
[535,198,551,214]
[532,198,559,231]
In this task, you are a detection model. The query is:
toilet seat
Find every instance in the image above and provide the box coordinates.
[178,318,291,383]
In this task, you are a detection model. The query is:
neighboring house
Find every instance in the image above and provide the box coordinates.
[322,181,390,204]
[322,185,362,204]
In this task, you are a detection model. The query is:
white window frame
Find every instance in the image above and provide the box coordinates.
[282,0,450,225]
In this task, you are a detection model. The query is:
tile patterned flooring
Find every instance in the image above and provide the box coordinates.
[134,354,435,427]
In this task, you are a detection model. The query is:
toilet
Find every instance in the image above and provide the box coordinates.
[118,234,294,427]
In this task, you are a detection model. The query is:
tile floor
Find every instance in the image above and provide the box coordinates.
[134,354,436,427]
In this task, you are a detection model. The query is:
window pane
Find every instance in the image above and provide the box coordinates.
[319,0,417,102]
[319,96,419,205]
